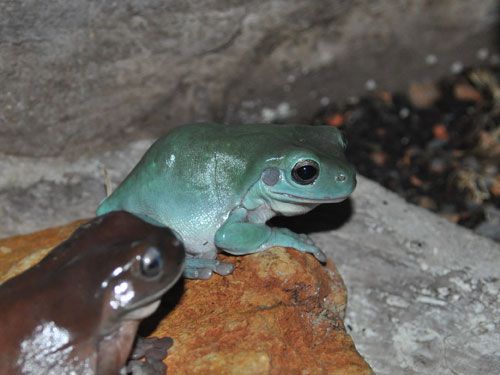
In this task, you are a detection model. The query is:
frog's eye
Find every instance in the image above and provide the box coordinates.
[140,246,164,278]
[292,160,319,185]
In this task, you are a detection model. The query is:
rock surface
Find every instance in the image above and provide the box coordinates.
[0,0,497,157]
[0,227,372,374]
[320,178,500,374]
[155,249,372,374]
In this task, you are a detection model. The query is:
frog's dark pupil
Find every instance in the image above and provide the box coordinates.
[297,166,316,180]
[292,160,319,185]
[147,257,160,271]
[141,247,163,278]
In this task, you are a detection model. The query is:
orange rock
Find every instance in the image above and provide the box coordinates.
[410,175,424,187]
[453,83,483,102]
[326,113,345,128]
[490,175,500,197]
[376,90,393,104]
[370,151,387,166]
[0,221,373,374]
[408,81,441,109]
[432,123,449,141]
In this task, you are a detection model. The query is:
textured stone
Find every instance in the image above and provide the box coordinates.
[0,226,372,374]
[316,178,500,374]
[0,0,497,157]
[156,249,372,374]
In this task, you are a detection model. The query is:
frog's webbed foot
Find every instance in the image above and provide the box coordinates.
[183,258,234,279]
[125,336,172,374]
[274,228,327,263]
[125,358,166,375]
[215,221,327,263]
[130,336,173,361]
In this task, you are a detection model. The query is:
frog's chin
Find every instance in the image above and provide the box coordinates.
[124,300,161,320]
[270,191,349,204]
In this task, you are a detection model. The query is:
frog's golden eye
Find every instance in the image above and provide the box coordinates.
[292,160,319,185]
[140,246,164,278]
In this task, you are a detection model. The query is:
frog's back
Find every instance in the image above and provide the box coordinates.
[97,123,264,237]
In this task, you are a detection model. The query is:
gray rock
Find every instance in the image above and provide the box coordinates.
[0,140,151,236]
[0,0,497,157]
[315,177,500,375]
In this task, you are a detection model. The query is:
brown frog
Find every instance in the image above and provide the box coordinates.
[0,211,185,374]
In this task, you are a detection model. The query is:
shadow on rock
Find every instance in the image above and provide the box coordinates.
[269,198,354,234]
[138,277,185,337]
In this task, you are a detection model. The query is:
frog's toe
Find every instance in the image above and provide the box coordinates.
[130,336,171,360]
[144,337,173,360]
[214,261,234,276]
[312,248,327,263]
[297,244,327,263]
[299,233,315,245]
[126,336,171,374]
[183,267,213,279]
[184,258,234,278]
[126,358,166,375]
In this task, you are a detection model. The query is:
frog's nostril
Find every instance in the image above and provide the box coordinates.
[336,173,347,182]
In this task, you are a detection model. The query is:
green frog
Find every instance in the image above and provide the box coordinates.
[97,123,356,279]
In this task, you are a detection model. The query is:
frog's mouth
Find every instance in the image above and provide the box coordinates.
[271,191,349,204]
[125,300,162,320]
[123,262,185,321]
[123,282,174,321]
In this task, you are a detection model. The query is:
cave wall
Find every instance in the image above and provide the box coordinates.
[1,0,497,158]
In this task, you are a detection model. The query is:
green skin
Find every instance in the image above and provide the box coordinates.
[97,123,356,279]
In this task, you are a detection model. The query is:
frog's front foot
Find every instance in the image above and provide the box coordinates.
[273,228,327,263]
[125,336,172,374]
[125,358,166,375]
[184,258,234,279]
[215,221,328,263]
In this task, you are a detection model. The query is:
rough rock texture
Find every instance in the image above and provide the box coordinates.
[0,229,372,374]
[154,249,372,374]
[318,178,500,374]
[0,140,151,237]
[0,0,497,157]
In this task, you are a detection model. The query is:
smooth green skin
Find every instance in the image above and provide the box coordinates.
[97,123,356,279]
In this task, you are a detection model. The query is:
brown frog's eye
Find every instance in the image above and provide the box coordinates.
[141,246,164,278]
[292,160,319,185]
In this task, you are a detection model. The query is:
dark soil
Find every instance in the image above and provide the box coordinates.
[313,66,500,242]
